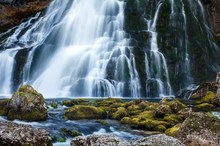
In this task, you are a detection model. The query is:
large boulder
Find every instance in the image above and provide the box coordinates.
[64,105,106,120]
[71,134,185,146]
[174,112,220,145]
[0,120,52,146]
[7,85,48,121]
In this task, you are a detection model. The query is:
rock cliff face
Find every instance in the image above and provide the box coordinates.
[203,0,220,36]
[0,0,52,33]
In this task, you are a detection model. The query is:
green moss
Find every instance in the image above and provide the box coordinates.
[64,105,106,120]
[120,117,131,124]
[163,114,182,126]
[7,109,47,121]
[62,98,89,107]
[136,111,155,120]
[155,104,173,118]
[155,125,167,132]
[112,107,129,120]
[57,137,66,142]
[167,100,187,113]
[0,99,10,116]
[60,128,82,137]
[91,98,122,107]
[142,119,170,131]
[95,120,109,125]
[195,103,214,108]
[50,102,58,109]
[165,123,181,136]
[200,91,218,105]
[126,105,143,115]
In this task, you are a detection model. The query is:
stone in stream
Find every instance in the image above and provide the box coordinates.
[7,85,48,121]
[0,120,52,146]
[71,134,185,146]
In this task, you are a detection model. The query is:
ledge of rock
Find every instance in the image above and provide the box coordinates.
[0,120,52,146]
[71,134,185,146]
[0,0,52,33]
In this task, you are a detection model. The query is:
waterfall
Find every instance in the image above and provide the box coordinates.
[144,0,172,97]
[0,0,141,97]
[0,0,219,98]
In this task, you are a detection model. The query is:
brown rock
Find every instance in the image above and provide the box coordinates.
[0,120,52,146]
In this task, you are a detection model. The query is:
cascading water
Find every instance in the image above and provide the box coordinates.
[144,0,172,97]
[0,0,141,97]
[0,0,220,98]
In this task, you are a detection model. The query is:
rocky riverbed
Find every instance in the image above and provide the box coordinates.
[0,84,220,146]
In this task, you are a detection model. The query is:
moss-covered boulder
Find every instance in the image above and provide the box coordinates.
[167,100,187,113]
[7,85,47,121]
[165,123,181,137]
[112,107,129,120]
[64,105,106,120]
[0,99,10,116]
[163,114,183,126]
[174,112,220,145]
[155,104,173,118]
[190,83,217,99]
[50,101,58,108]
[190,83,219,107]
[60,128,82,137]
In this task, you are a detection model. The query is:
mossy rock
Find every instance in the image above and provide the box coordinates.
[0,99,10,116]
[135,111,155,121]
[198,91,219,106]
[155,125,167,132]
[126,105,143,115]
[64,105,106,120]
[7,85,47,121]
[165,123,181,136]
[112,107,129,120]
[120,117,131,124]
[62,98,89,107]
[141,119,170,131]
[163,114,182,126]
[195,103,214,108]
[155,104,173,118]
[109,102,125,108]
[91,98,122,107]
[60,128,82,137]
[95,120,109,125]
[167,100,187,113]
[50,102,58,108]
